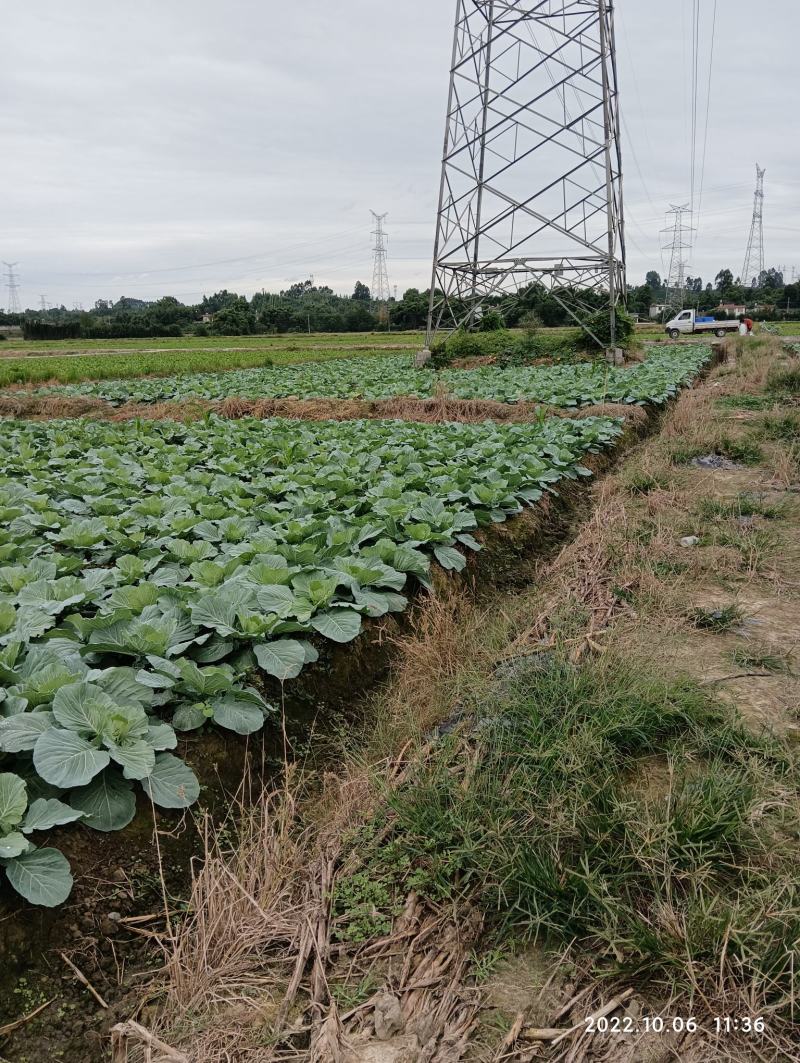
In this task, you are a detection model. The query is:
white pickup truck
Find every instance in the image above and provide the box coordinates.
[665,309,741,339]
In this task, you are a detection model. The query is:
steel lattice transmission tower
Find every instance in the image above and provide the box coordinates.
[425,0,626,349]
[3,262,21,315]
[370,211,391,303]
[741,165,765,288]
[661,204,692,315]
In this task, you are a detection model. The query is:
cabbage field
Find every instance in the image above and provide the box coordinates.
[23,345,713,407]
[0,412,623,906]
[0,343,718,910]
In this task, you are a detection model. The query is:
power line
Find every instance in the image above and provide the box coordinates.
[46,240,371,292]
[40,226,369,280]
[618,12,660,188]
[694,0,718,240]
[689,0,700,221]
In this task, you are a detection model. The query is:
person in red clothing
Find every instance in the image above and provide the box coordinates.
[744,316,754,334]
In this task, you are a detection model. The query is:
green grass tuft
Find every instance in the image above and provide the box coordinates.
[716,436,765,465]
[621,468,670,495]
[716,395,774,411]
[688,605,744,632]
[755,411,800,443]
[767,363,800,395]
[695,493,784,520]
[731,645,793,674]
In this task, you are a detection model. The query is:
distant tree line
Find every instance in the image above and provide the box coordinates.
[628,266,800,319]
[4,284,433,340]
[1,282,618,340]
[21,320,82,341]
[2,266,799,341]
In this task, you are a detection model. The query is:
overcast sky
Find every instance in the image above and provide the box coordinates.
[3,1,799,310]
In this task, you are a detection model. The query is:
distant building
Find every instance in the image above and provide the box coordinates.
[649,303,668,319]
[201,312,214,323]
[716,302,746,317]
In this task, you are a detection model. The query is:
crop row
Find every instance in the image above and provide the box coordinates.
[22,346,713,408]
[0,344,400,389]
[0,413,621,905]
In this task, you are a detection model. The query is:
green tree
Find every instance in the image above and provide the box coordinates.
[391,288,428,329]
[645,271,662,290]
[209,298,254,335]
[344,305,374,331]
[479,308,504,331]
[715,269,734,294]
[630,284,654,316]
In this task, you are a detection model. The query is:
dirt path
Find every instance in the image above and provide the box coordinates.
[454,336,800,1062]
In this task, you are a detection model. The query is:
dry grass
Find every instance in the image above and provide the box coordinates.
[164,780,313,1018]
[0,393,109,418]
[358,584,495,762]
[116,768,366,1062]
[500,484,635,660]
[1,390,650,428]
[115,742,487,1062]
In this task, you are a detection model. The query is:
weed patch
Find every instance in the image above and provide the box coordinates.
[333,656,798,1012]
[755,411,800,443]
[731,645,793,674]
[695,492,784,520]
[767,363,800,395]
[716,394,774,411]
[621,467,671,495]
[717,435,765,465]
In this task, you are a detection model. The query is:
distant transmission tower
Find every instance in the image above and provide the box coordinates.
[426,0,625,349]
[662,205,693,315]
[741,164,765,288]
[3,262,21,315]
[370,211,391,303]
[39,294,48,313]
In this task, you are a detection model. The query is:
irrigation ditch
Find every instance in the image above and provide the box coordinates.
[0,350,725,1063]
